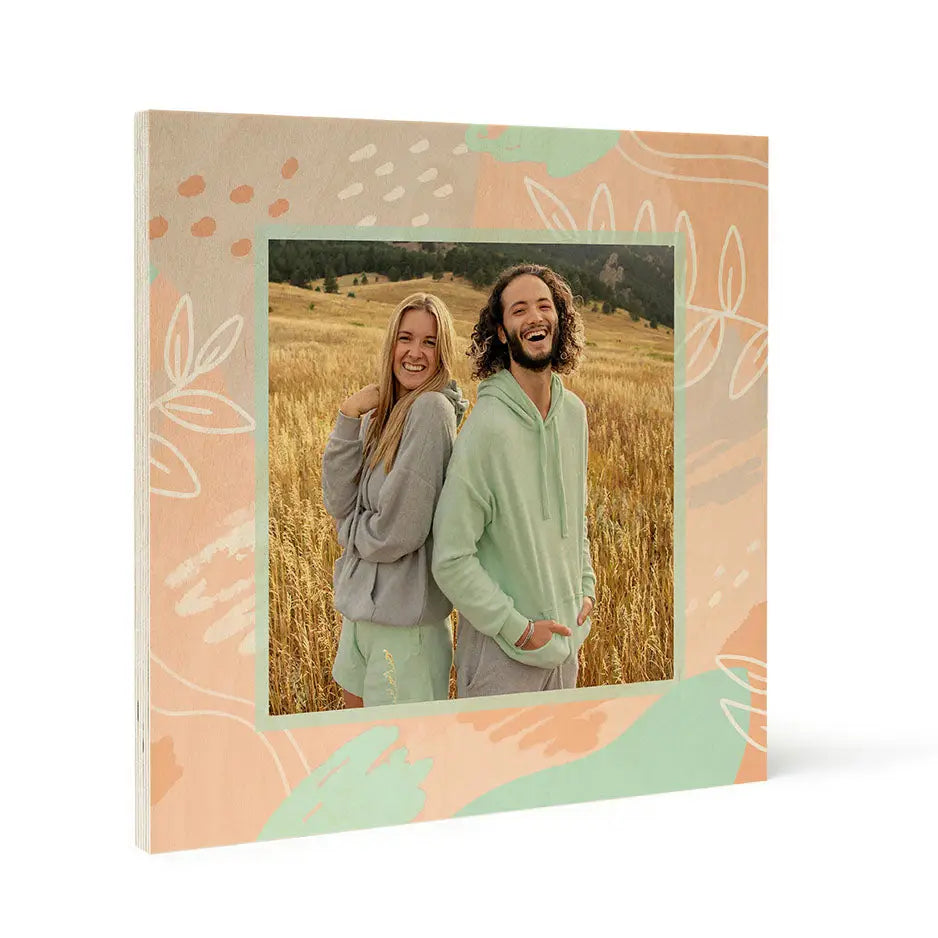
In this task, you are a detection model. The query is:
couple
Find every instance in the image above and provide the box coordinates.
[321,264,596,708]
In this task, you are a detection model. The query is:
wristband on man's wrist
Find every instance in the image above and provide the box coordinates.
[517,620,534,649]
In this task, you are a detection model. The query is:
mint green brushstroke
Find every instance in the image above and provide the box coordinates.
[257,726,432,840]
[457,668,749,817]
[465,125,621,177]
[148,263,157,284]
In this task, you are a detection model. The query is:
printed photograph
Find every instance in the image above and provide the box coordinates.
[267,239,675,715]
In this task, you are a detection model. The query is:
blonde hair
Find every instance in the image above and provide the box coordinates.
[365,293,458,473]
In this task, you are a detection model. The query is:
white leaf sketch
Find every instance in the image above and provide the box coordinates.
[675,210,698,305]
[587,183,615,232]
[633,199,657,233]
[718,225,747,316]
[163,294,195,387]
[159,389,256,435]
[149,433,201,499]
[683,313,725,388]
[524,176,578,239]
[194,316,244,377]
[729,326,768,401]
[720,698,767,753]
[716,654,767,696]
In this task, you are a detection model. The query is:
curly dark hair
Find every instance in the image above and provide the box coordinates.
[467,264,586,380]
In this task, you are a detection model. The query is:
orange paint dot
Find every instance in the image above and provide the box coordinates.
[268,199,290,218]
[178,174,206,197]
[281,157,298,179]
[231,239,252,257]
[230,185,254,204]
[149,216,168,239]
[191,217,217,237]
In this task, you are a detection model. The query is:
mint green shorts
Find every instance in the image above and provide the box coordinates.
[333,617,453,707]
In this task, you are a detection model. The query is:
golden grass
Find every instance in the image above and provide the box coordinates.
[268,276,674,715]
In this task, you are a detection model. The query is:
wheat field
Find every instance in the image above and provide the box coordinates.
[268,274,674,715]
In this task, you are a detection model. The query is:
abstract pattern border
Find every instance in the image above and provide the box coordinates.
[137,113,767,852]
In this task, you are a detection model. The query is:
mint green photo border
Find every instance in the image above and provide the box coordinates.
[254,226,686,731]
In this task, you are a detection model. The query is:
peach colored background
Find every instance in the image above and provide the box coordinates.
[140,113,767,851]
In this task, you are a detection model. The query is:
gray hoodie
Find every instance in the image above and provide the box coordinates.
[322,380,469,627]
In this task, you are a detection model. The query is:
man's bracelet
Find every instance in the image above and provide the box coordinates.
[519,620,535,648]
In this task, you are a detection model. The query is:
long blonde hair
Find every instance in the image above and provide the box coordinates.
[364,292,458,473]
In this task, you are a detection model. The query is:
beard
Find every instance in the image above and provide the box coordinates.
[504,324,559,372]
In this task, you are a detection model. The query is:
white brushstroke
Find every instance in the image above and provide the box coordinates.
[348,144,377,162]
[338,182,364,200]
[418,168,438,183]
[175,576,253,617]
[410,139,430,153]
[238,629,256,655]
[165,518,253,588]
[375,162,394,176]
[383,186,405,202]
[433,184,453,198]
[203,595,255,645]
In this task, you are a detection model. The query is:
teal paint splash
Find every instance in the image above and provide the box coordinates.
[457,668,750,816]
[465,125,621,178]
[258,726,432,840]
[148,264,158,285]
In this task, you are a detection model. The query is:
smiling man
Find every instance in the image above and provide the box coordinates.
[432,264,597,697]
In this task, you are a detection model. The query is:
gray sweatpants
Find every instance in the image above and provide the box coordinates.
[455,620,578,698]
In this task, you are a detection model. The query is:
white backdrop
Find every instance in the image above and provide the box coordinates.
[3,2,936,935]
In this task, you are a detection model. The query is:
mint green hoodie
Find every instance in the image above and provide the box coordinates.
[432,369,596,670]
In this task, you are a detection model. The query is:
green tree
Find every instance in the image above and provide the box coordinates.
[324,269,338,293]
[361,273,369,284]
[388,266,401,282]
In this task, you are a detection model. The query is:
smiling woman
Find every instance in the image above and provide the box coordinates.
[320,292,468,710]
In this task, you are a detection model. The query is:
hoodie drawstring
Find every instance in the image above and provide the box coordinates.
[538,423,551,523]
[536,419,568,538]
[552,420,568,538]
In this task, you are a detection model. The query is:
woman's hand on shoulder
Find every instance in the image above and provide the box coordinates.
[340,384,380,418]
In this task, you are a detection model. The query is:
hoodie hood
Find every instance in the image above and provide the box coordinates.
[477,369,570,537]
[440,378,469,427]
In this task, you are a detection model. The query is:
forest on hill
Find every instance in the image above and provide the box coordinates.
[268,239,674,327]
